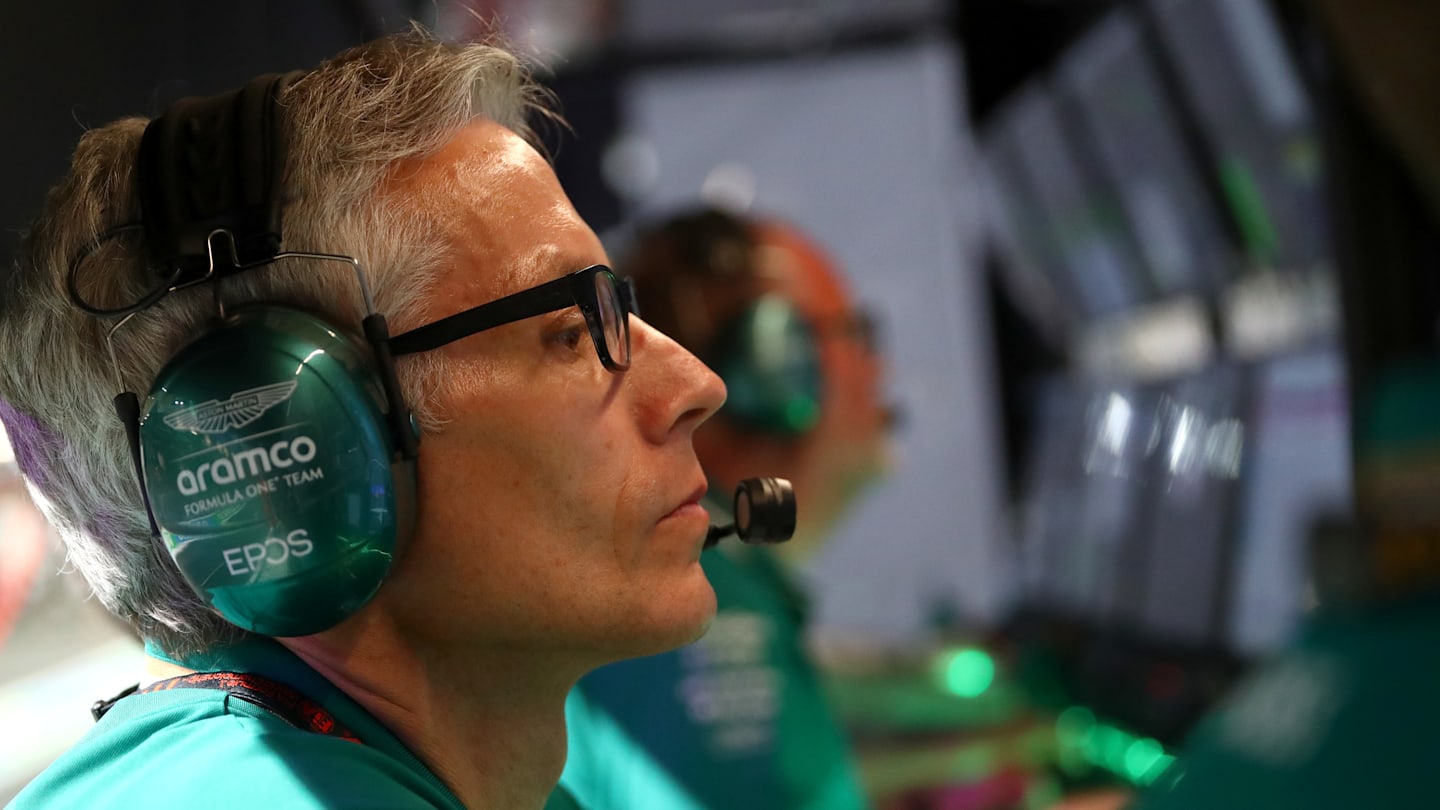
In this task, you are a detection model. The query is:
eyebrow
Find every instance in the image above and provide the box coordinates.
[518,243,569,282]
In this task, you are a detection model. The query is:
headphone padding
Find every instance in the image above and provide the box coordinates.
[707,296,823,437]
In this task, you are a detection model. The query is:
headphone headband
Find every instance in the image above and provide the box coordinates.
[137,72,302,283]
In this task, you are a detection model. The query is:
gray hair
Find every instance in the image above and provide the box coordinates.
[0,29,554,657]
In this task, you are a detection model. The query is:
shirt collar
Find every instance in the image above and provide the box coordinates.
[146,635,457,803]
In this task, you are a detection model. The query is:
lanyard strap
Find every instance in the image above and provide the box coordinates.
[92,671,362,743]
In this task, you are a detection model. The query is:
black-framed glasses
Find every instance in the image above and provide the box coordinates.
[389,264,634,372]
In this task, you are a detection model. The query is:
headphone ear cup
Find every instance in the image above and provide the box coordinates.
[138,306,414,636]
[707,296,823,437]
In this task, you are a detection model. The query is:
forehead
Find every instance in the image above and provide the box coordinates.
[385,119,601,309]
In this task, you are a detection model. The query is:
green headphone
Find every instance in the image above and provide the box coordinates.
[706,294,824,437]
[139,306,416,636]
[73,73,418,637]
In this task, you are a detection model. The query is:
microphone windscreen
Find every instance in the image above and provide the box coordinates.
[734,477,795,544]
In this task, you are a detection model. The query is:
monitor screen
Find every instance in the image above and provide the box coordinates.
[1131,363,1248,647]
[1019,377,1157,625]
[1227,345,1351,654]
[980,118,1074,318]
[1059,9,1235,298]
[1015,376,1089,615]
[1148,0,1330,272]
[1073,383,1163,625]
[986,83,1150,319]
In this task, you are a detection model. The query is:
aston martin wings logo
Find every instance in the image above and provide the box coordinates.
[163,381,299,434]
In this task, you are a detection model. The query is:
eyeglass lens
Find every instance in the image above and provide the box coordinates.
[595,270,630,367]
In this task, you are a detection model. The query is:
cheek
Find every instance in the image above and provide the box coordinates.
[605,466,668,568]
[425,409,587,532]
[393,432,607,641]
[419,373,651,562]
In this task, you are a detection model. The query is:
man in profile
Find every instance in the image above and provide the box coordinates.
[2,32,729,809]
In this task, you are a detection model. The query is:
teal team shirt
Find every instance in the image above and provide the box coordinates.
[7,635,585,809]
[1135,596,1440,810]
[559,688,707,809]
[565,542,869,810]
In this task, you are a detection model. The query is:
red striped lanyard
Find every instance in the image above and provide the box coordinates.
[92,671,361,743]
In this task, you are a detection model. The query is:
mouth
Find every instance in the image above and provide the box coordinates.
[660,480,711,524]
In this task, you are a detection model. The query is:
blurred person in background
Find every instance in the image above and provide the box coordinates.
[560,207,893,810]
[1,30,730,809]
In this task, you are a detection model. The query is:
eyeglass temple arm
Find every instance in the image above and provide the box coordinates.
[388,277,574,356]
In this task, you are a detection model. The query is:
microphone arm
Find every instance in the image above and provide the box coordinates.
[704,477,796,549]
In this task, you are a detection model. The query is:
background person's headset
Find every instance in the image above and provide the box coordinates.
[68,72,420,638]
[634,210,824,438]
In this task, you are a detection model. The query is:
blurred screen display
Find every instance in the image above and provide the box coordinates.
[986,83,1150,319]
[1016,376,1088,614]
[980,125,1073,316]
[1059,9,1234,297]
[1149,0,1330,271]
[1227,346,1351,654]
[1133,363,1247,647]
[1020,350,1352,657]
[1073,383,1161,625]
[1019,378,1156,625]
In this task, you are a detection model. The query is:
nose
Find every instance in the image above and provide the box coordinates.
[629,316,726,443]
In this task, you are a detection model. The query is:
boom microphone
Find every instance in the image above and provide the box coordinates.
[704,477,796,549]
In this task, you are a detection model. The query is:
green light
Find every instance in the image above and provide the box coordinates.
[935,648,995,698]
[1056,706,1097,745]
[1139,753,1177,787]
[1091,726,1133,772]
[1054,707,1175,786]
[1055,706,1097,776]
[1219,155,1281,264]
[1123,738,1165,783]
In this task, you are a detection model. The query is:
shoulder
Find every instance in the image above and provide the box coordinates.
[561,689,705,810]
[10,689,448,809]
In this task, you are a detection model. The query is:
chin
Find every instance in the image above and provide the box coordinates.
[678,593,719,645]
[609,574,717,661]
[660,579,719,650]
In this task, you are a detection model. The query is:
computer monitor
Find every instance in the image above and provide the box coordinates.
[1130,363,1248,648]
[1147,0,1330,272]
[1073,382,1163,625]
[1015,375,1089,616]
[980,114,1075,320]
[1058,8,1235,298]
[1019,376,1157,626]
[1227,345,1351,654]
[985,81,1151,319]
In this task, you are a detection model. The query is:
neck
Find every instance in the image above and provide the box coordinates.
[283,631,575,810]
[141,654,197,686]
